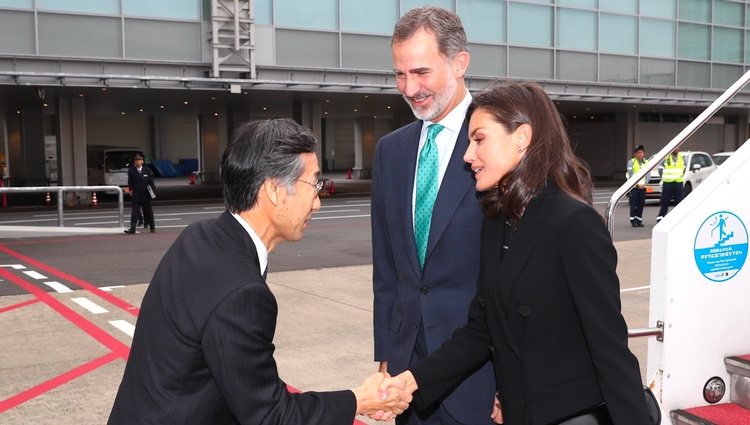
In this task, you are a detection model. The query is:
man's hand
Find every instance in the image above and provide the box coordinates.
[352,372,411,418]
[367,371,419,422]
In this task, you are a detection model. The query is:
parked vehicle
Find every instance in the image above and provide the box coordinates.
[87,145,144,187]
[644,150,717,199]
[712,151,735,166]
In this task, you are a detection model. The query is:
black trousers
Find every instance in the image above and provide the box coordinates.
[628,188,646,222]
[658,181,683,218]
[130,199,154,230]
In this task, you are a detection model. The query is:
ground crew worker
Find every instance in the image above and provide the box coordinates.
[626,145,647,227]
[657,148,685,223]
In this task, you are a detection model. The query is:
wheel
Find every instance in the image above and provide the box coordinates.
[683,182,692,197]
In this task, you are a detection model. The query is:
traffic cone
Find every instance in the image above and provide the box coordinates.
[189,173,196,185]
[346,168,352,179]
[91,191,99,208]
[327,179,335,195]
[44,192,52,205]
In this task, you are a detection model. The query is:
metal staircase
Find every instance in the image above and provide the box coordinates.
[210,0,256,78]
[671,355,750,424]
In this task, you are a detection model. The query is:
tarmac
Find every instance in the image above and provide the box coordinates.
[0,174,653,425]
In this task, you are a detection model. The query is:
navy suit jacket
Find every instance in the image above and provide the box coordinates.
[109,211,356,424]
[371,120,495,423]
[411,185,651,425]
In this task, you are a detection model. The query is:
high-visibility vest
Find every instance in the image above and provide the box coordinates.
[627,157,648,185]
[662,154,685,183]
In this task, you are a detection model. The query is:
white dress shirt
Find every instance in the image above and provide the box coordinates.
[231,212,268,277]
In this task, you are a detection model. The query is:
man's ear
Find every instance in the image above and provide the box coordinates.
[263,179,281,206]
[453,51,470,78]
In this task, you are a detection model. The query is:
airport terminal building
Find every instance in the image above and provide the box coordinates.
[1,0,750,189]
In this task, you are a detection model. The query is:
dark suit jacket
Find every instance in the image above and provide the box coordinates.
[127,165,155,203]
[410,185,651,425]
[109,211,356,424]
[371,120,495,423]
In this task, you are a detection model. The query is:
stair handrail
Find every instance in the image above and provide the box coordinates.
[605,69,750,238]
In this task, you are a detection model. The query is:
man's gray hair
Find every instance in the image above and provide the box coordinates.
[392,6,468,59]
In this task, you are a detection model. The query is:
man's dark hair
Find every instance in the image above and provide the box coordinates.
[221,118,317,213]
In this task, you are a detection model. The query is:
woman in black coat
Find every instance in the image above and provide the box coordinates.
[386,82,651,425]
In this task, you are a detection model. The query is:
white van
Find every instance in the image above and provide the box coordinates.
[87,145,144,187]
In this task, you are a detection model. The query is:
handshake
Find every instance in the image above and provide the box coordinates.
[352,371,418,421]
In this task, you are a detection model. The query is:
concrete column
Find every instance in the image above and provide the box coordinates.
[5,113,22,184]
[21,108,46,184]
[294,101,323,170]
[57,97,87,186]
[1,113,8,179]
[324,118,336,171]
[199,113,227,183]
[353,117,375,179]
[57,97,88,205]
[737,112,749,150]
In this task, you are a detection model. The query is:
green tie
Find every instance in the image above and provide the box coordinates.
[415,123,444,268]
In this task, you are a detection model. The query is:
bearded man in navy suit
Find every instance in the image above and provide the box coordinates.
[371,6,497,425]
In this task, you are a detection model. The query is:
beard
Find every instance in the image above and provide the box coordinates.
[405,77,458,121]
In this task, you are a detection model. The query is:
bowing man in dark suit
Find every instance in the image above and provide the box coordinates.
[109,118,411,425]
[124,153,156,234]
[371,6,497,425]
[384,83,652,425]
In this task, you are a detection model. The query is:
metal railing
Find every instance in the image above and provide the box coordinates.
[608,70,750,343]
[605,69,750,238]
[0,186,125,227]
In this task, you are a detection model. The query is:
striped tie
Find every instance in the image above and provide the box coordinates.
[414,123,444,268]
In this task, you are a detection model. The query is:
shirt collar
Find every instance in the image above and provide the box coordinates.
[231,212,268,276]
[423,90,472,134]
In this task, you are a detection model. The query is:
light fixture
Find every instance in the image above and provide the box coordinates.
[160,105,165,109]
[121,112,126,115]
[183,101,189,105]
[214,112,219,116]
[386,105,391,109]
[139,108,144,112]
[262,107,267,111]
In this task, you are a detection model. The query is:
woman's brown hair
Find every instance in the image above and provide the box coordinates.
[468,82,592,221]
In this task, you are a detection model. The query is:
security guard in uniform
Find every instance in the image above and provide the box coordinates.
[657,148,685,223]
[626,145,648,227]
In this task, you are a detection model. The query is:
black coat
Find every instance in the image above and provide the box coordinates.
[109,211,356,424]
[127,165,155,203]
[411,185,651,425]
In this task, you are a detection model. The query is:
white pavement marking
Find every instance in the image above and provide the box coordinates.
[109,320,135,337]
[71,297,109,314]
[74,217,182,226]
[23,270,47,280]
[311,214,370,220]
[99,285,125,292]
[621,285,650,293]
[43,281,73,293]
[0,264,26,269]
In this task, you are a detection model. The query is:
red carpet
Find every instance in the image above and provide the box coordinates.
[683,403,750,424]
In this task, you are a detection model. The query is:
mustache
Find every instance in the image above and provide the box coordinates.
[404,91,432,102]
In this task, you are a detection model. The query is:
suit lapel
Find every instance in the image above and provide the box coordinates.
[395,122,424,278]
[424,121,474,266]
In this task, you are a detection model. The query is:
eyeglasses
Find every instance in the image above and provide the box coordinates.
[297,179,324,195]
